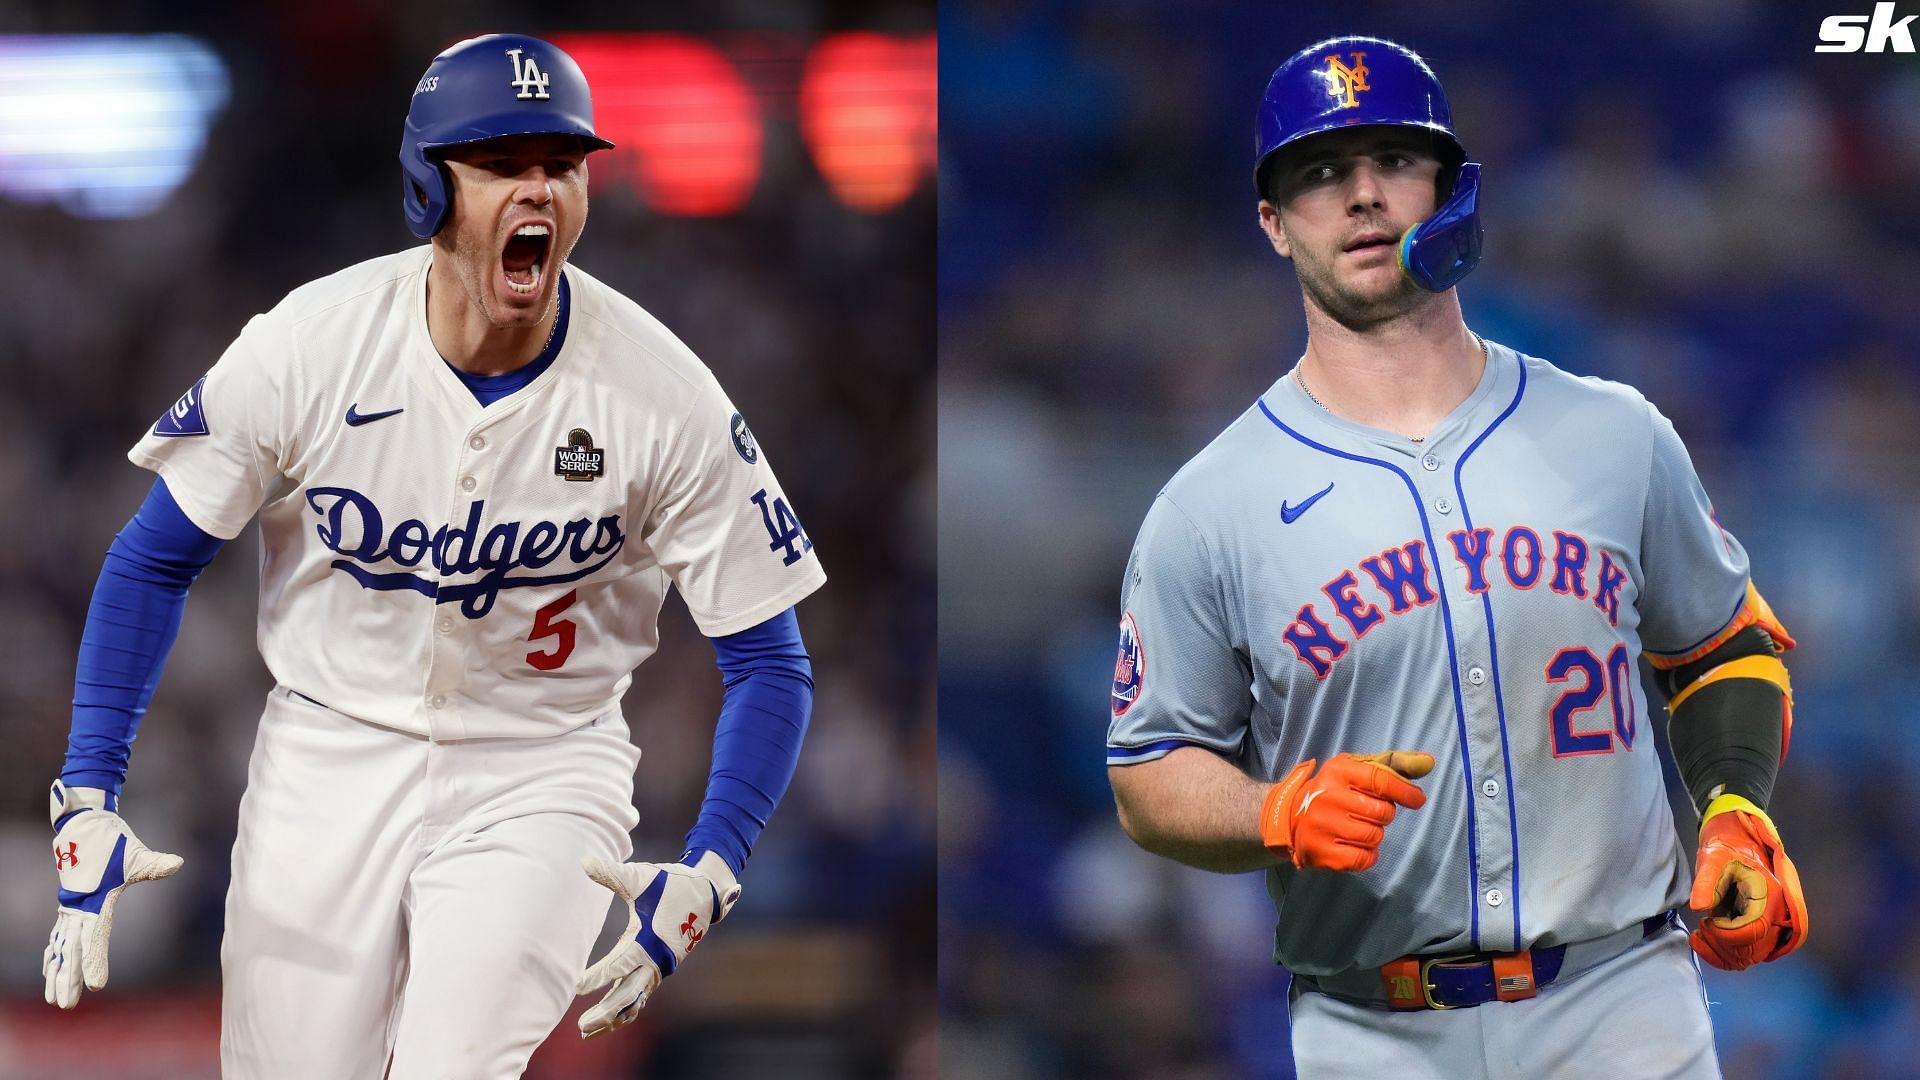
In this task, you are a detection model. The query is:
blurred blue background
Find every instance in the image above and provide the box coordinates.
[0,4,934,1078]
[939,3,1920,1077]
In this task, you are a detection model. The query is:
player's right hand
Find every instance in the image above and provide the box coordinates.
[42,781,183,1009]
[1259,751,1434,872]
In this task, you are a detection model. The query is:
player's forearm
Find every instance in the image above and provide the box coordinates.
[64,479,223,792]
[1658,623,1791,813]
[684,608,813,873]
[1109,746,1281,874]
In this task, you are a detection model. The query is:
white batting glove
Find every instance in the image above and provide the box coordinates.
[574,849,741,1039]
[42,781,184,1008]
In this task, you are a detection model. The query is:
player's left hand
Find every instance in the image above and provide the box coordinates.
[574,849,741,1039]
[1687,796,1808,971]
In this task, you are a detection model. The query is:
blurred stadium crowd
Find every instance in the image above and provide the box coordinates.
[941,2,1920,1078]
[0,4,933,1079]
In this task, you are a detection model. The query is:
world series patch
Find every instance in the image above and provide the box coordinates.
[1112,612,1143,717]
[554,428,604,482]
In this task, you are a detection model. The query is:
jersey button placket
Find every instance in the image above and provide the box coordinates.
[426,425,492,740]
[1431,464,1518,949]
[455,423,489,497]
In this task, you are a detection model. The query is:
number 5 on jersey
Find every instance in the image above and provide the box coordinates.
[528,589,579,671]
[751,488,812,566]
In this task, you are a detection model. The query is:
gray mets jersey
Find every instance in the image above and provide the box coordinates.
[1106,341,1749,977]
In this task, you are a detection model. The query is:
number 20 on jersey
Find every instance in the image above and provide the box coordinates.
[1545,644,1636,756]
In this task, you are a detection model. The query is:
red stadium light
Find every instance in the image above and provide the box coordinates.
[798,33,937,214]
[553,34,762,217]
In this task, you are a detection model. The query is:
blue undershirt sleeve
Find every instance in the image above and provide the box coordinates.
[62,477,225,794]
[682,607,814,875]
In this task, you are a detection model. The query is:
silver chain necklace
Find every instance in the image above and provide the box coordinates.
[1293,334,1488,445]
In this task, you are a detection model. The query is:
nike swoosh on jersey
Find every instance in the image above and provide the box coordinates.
[1280,482,1335,524]
[345,404,405,427]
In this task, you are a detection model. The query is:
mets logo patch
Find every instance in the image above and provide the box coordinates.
[1112,612,1144,717]
[730,412,758,464]
[153,376,210,438]
[554,428,605,482]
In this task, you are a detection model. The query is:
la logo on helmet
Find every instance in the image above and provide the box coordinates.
[507,48,551,100]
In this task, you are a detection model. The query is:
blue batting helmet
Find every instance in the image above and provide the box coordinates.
[1253,36,1482,292]
[400,34,614,239]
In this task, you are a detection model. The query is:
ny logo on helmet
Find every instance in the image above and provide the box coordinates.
[1321,52,1371,109]
[506,48,551,100]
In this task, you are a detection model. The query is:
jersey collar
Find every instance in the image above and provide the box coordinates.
[407,247,579,423]
[1266,339,1516,459]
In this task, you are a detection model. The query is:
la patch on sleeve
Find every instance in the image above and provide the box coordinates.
[152,376,210,437]
[1112,612,1143,717]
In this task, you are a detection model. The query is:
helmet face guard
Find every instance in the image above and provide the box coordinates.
[400,34,614,239]
[1254,36,1483,292]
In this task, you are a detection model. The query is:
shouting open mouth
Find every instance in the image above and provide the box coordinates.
[500,220,552,296]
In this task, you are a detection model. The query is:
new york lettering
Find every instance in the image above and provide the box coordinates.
[1282,527,1629,678]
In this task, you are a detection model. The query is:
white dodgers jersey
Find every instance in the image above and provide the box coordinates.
[130,247,826,739]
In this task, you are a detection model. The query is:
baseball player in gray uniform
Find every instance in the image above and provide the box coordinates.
[1105,37,1807,1079]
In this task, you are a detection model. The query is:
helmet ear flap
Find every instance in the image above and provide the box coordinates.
[1398,161,1482,292]
[398,136,451,238]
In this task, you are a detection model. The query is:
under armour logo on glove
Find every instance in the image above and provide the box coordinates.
[43,782,184,1009]
[574,849,740,1040]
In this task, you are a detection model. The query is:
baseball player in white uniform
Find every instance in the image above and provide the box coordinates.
[42,34,824,1078]
[1105,37,1807,1078]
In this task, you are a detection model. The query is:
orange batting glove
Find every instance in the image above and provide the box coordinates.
[1688,794,1809,971]
[1258,751,1434,872]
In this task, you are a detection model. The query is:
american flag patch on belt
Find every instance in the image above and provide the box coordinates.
[1498,974,1532,993]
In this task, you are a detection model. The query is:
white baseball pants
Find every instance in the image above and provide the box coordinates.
[219,687,640,1079]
